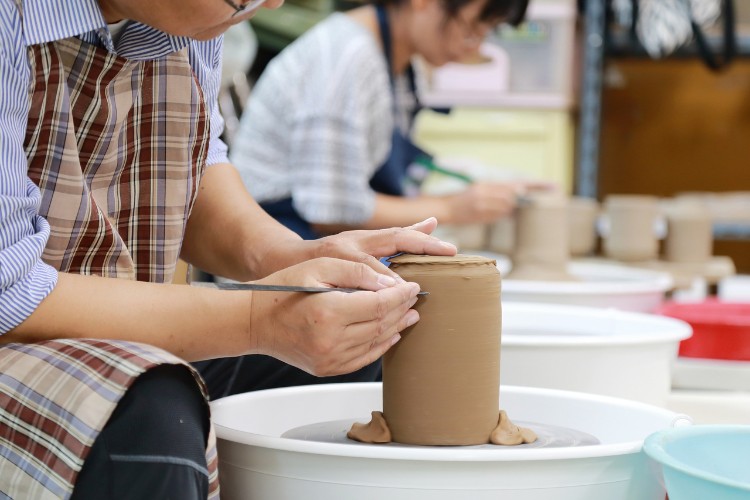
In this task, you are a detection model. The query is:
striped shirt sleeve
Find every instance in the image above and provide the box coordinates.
[0,3,58,334]
[191,38,229,167]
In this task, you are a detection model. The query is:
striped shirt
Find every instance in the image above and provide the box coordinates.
[230,13,395,225]
[0,0,229,334]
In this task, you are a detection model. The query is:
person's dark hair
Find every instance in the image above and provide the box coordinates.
[446,0,528,27]
[370,0,529,27]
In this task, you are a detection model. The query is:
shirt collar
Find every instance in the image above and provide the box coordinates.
[24,0,108,45]
[22,0,191,59]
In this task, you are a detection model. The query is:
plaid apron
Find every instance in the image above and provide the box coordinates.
[0,26,219,500]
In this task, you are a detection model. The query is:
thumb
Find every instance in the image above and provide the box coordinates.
[317,257,401,292]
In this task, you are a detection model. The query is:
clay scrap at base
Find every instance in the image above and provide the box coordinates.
[491,410,537,445]
[347,410,537,446]
[347,411,391,443]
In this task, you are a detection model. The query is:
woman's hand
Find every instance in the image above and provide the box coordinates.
[248,257,422,376]
[445,181,557,224]
[258,217,457,278]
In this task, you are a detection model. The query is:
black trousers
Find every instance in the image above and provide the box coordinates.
[193,354,382,400]
[71,365,210,499]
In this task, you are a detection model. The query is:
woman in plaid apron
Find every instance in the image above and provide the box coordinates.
[0,0,456,498]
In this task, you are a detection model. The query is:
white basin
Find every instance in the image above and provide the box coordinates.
[212,383,691,500]
[502,303,692,406]
[482,253,674,312]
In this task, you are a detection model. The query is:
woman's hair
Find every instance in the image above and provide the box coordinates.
[445,0,528,27]
[371,0,529,27]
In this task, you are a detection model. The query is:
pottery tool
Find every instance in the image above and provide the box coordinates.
[411,156,533,207]
[195,282,428,296]
[412,155,474,184]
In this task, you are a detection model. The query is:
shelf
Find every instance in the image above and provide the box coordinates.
[419,91,573,109]
[606,27,750,59]
[713,222,750,240]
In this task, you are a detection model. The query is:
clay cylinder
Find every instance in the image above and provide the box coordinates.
[507,194,571,281]
[568,197,600,257]
[487,217,516,255]
[383,254,501,445]
[603,195,661,262]
[513,194,569,266]
[664,205,713,263]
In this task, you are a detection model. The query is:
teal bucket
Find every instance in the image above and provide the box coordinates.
[644,425,750,500]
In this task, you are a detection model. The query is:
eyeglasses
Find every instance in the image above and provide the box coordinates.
[223,0,267,17]
[454,15,493,46]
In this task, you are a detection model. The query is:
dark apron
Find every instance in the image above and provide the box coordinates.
[261,4,429,239]
[368,4,430,197]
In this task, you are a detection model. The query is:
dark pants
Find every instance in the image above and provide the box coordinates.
[71,365,210,499]
[193,355,382,400]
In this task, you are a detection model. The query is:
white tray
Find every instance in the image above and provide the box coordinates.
[672,357,750,391]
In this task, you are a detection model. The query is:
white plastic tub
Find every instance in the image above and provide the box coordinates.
[502,303,692,406]
[212,383,691,500]
[471,252,674,312]
[502,260,674,312]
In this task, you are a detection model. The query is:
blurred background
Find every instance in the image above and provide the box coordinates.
[217,0,750,272]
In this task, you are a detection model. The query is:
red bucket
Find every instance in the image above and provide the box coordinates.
[656,299,750,361]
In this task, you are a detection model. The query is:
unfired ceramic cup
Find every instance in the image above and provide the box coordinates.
[568,197,600,257]
[602,195,661,262]
[664,203,713,263]
[487,217,515,255]
[507,193,572,281]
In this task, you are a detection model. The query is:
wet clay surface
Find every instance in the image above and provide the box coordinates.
[380,254,501,445]
[347,254,537,446]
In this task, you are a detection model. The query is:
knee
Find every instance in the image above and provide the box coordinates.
[102,364,210,460]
